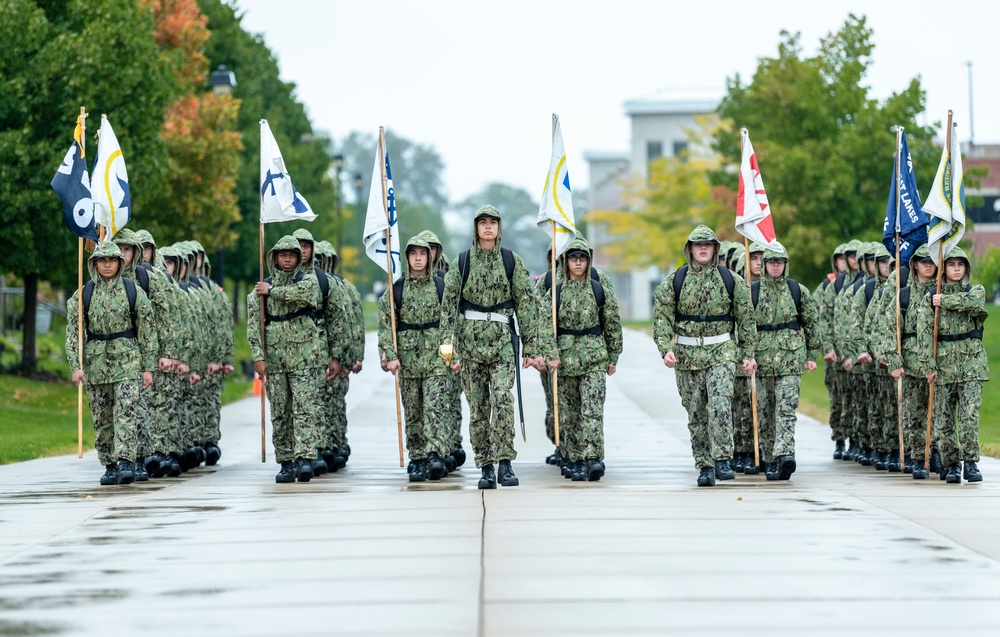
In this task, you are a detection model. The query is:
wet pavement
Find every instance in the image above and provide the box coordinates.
[1,330,999,636]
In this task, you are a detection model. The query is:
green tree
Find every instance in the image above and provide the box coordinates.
[455,183,546,274]
[0,0,177,374]
[711,14,940,286]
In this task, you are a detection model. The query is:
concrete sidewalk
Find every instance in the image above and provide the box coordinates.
[1,329,999,636]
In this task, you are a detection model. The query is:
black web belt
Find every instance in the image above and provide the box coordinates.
[397,320,441,332]
[86,328,137,341]
[938,329,983,342]
[557,325,602,336]
[757,320,801,332]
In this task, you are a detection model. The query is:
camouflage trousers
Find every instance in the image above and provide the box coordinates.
[175,373,197,449]
[266,367,324,462]
[874,374,901,452]
[902,375,931,461]
[87,378,140,465]
[675,363,735,470]
[540,370,558,449]
[136,379,152,458]
[732,375,755,455]
[755,374,800,462]
[933,381,982,466]
[141,369,177,456]
[444,371,463,448]
[189,373,214,446]
[837,368,859,445]
[461,356,517,468]
[328,375,350,448]
[401,374,452,460]
[849,372,878,448]
[825,362,847,441]
[557,371,607,462]
[200,373,223,445]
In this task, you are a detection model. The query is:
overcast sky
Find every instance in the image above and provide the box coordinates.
[234,0,998,206]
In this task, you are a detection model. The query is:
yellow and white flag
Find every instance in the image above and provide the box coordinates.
[923,121,966,265]
[91,115,131,238]
[537,114,577,256]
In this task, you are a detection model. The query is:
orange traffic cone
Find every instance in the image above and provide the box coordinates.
[252,372,262,396]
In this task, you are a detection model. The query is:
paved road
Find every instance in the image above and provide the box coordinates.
[2,330,999,636]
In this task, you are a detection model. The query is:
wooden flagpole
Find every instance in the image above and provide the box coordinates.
[551,221,560,448]
[924,110,953,469]
[77,106,87,458]
[745,235,760,469]
[380,127,405,467]
[893,127,905,470]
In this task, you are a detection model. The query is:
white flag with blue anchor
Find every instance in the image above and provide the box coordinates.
[91,115,131,238]
[362,136,401,281]
[259,119,316,223]
[537,114,577,256]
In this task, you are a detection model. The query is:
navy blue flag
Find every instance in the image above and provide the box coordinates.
[51,120,98,240]
[882,130,928,264]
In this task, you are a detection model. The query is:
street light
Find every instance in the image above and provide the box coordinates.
[209,65,237,96]
[332,153,345,252]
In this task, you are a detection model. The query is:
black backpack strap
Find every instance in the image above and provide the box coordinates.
[459,250,471,291]
[458,248,516,314]
[751,281,760,308]
[392,277,405,322]
[672,265,688,302]
[717,265,735,302]
[555,280,604,337]
[433,275,445,302]
[898,265,910,289]
[314,266,330,303]
[672,264,733,323]
[134,266,150,297]
[84,278,138,341]
[864,278,876,305]
[501,247,514,285]
[788,279,801,318]
[544,270,553,292]
[394,276,446,332]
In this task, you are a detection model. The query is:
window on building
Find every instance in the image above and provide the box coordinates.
[673,141,688,161]
[646,141,662,163]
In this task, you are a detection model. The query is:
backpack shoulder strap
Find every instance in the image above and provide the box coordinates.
[672,265,688,301]
[591,267,601,282]
[501,247,515,287]
[591,277,606,330]
[751,281,760,308]
[433,275,445,302]
[459,250,471,292]
[135,266,150,297]
[899,286,911,314]
[834,271,846,293]
[314,266,330,302]
[898,265,910,289]
[392,277,405,319]
[122,277,138,329]
[788,279,802,317]
[864,278,876,305]
[717,265,735,302]
[544,270,553,292]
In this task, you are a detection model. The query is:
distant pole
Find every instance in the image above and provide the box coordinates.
[966,62,975,151]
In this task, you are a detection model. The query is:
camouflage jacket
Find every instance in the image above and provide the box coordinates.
[65,242,157,383]
[339,276,365,365]
[311,266,351,364]
[114,231,180,362]
[862,274,896,376]
[378,272,449,378]
[914,281,989,383]
[247,236,324,371]
[831,270,865,361]
[877,277,935,375]
[753,274,821,376]
[653,265,756,370]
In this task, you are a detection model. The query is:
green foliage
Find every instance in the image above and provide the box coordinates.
[711,14,941,287]
[974,246,1000,299]
[0,373,94,464]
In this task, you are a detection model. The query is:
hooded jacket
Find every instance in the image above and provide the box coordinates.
[246,235,324,371]
[553,237,623,376]
[439,204,554,364]
[65,241,157,383]
[114,229,179,362]
[875,244,936,373]
[414,229,449,277]
[378,235,449,377]
[753,249,821,376]
[323,241,365,367]
[914,246,989,383]
[653,225,756,369]
[832,239,869,360]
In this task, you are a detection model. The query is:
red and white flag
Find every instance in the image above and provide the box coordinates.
[736,128,784,252]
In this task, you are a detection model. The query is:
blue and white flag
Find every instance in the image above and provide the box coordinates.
[91,115,132,238]
[362,135,401,281]
[259,119,316,223]
[923,122,966,265]
[882,129,928,265]
[537,114,577,256]
[51,116,98,240]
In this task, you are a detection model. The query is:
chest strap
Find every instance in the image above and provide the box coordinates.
[757,320,801,332]
[938,329,983,343]
[265,308,314,325]
[397,320,441,332]
[557,325,603,337]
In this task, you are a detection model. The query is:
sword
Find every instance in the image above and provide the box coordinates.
[510,321,526,442]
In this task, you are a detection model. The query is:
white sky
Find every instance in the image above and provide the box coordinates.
[234,0,999,205]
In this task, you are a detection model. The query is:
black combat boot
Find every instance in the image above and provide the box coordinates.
[963,461,983,483]
[152,453,172,478]
[116,459,135,485]
[733,453,748,473]
[845,441,859,461]
[409,459,429,482]
[764,462,779,481]
[294,458,313,483]
[444,455,457,473]
[452,444,466,467]
[743,459,761,476]
[945,462,962,484]
[427,453,447,480]
[497,460,519,487]
[311,456,328,476]
[564,460,581,480]
[321,449,338,471]
[715,459,735,481]
[903,457,915,474]
[205,443,221,466]
[586,459,605,482]
[570,462,587,482]
[860,449,873,467]
[874,451,888,470]
[697,466,715,487]
[560,457,574,478]
[777,455,797,480]
[929,449,943,474]
[133,460,149,482]
[833,440,846,460]
[100,463,118,486]
[912,462,930,480]
[144,454,161,476]
[478,464,497,489]
[545,449,561,465]
[340,443,352,460]
[331,447,347,471]
[275,461,295,483]
[167,454,182,477]
[887,451,902,473]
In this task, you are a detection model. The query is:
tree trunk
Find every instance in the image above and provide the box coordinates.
[232,279,241,324]
[21,272,38,375]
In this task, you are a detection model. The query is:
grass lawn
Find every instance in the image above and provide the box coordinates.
[798,305,1000,456]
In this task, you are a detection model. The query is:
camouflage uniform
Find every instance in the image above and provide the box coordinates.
[378,235,453,469]
[113,229,179,472]
[65,241,157,476]
[553,238,623,477]
[247,236,325,470]
[731,243,763,469]
[752,249,821,476]
[814,244,847,452]
[156,245,197,467]
[862,244,899,462]
[914,246,989,479]
[534,247,564,457]
[439,205,556,477]
[830,239,866,458]
[324,242,365,453]
[653,225,756,481]
[416,229,465,458]
[190,242,233,452]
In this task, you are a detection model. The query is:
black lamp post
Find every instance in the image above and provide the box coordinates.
[208,64,237,315]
